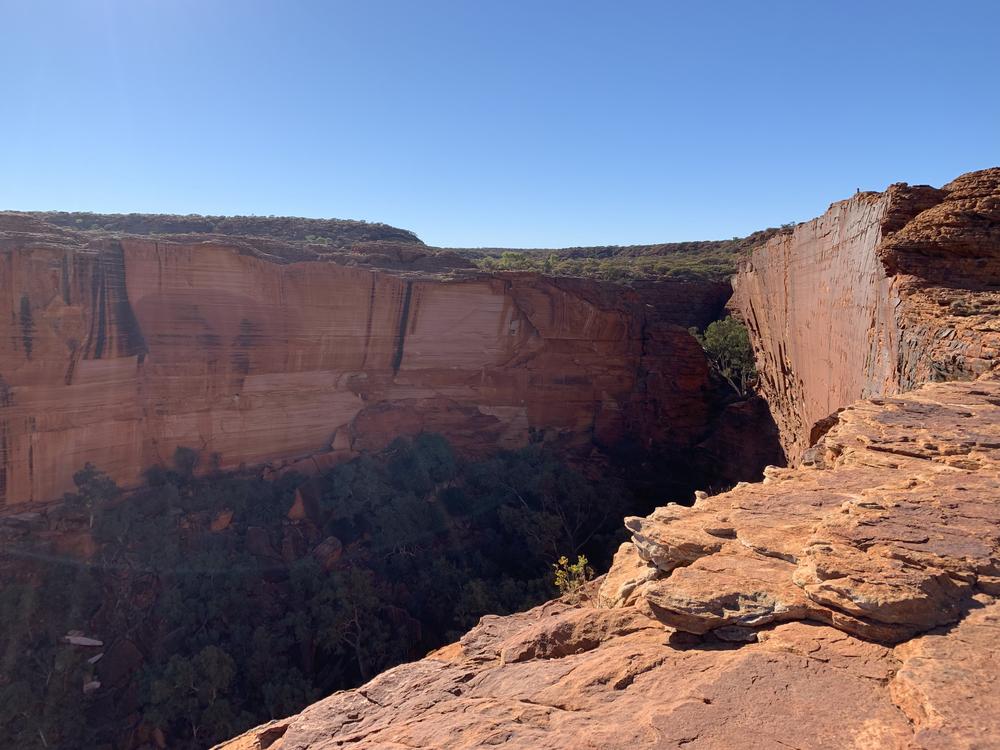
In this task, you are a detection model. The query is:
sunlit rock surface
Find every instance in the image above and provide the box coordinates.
[220,169,1000,750]
[732,168,1000,463]
[0,214,729,505]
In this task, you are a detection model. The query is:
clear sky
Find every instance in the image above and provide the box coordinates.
[1,1,998,247]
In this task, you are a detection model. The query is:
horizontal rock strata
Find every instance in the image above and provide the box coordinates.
[0,215,730,505]
[619,379,1000,643]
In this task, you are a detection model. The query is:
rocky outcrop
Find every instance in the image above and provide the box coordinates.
[219,377,1000,750]
[616,379,1000,642]
[0,214,730,506]
[732,168,1000,463]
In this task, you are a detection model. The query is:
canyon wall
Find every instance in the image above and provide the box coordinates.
[0,216,729,506]
[732,168,1000,462]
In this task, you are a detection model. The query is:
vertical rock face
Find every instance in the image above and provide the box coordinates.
[0,217,730,506]
[732,168,1000,462]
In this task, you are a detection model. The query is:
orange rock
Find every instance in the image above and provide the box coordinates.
[311,536,343,571]
[890,599,1000,748]
[218,380,1000,750]
[217,170,1000,749]
[0,216,727,506]
[209,509,234,532]
[617,380,1000,643]
[732,167,1000,463]
[285,491,308,521]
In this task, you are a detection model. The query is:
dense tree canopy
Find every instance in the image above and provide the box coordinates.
[0,436,644,749]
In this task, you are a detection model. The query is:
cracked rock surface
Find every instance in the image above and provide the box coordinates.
[622,380,1000,646]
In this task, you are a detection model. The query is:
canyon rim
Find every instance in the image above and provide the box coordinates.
[5,3,1000,747]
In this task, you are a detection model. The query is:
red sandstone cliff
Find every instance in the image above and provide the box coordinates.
[732,168,1000,463]
[0,214,729,506]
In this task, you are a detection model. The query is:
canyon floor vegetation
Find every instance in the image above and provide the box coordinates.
[0,435,699,749]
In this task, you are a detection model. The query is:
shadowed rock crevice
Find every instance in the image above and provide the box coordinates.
[391,280,413,374]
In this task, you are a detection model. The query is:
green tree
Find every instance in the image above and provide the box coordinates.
[690,316,757,397]
[145,646,238,745]
[313,567,407,681]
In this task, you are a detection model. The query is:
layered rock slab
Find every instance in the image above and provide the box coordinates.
[219,379,1000,749]
[620,380,1000,643]
[219,600,919,750]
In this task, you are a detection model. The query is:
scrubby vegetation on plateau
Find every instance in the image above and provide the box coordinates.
[24,211,420,247]
[1,437,656,749]
[458,228,783,282]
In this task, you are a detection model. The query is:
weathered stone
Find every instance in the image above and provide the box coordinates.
[615,380,1000,643]
[219,379,1000,750]
[639,550,813,634]
[732,167,1000,463]
[217,598,921,750]
[209,509,234,532]
[595,542,657,608]
[0,215,729,507]
[890,599,1000,749]
[310,536,343,571]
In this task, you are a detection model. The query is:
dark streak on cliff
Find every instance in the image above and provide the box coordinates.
[392,281,413,374]
[85,242,148,360]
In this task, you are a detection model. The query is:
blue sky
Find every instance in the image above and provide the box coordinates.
[1,1,998,247]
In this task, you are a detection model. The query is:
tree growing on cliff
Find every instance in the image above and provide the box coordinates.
[64,463,120,528]
[690,316,757,397]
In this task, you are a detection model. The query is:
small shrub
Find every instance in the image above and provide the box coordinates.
[552,554,594,595]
